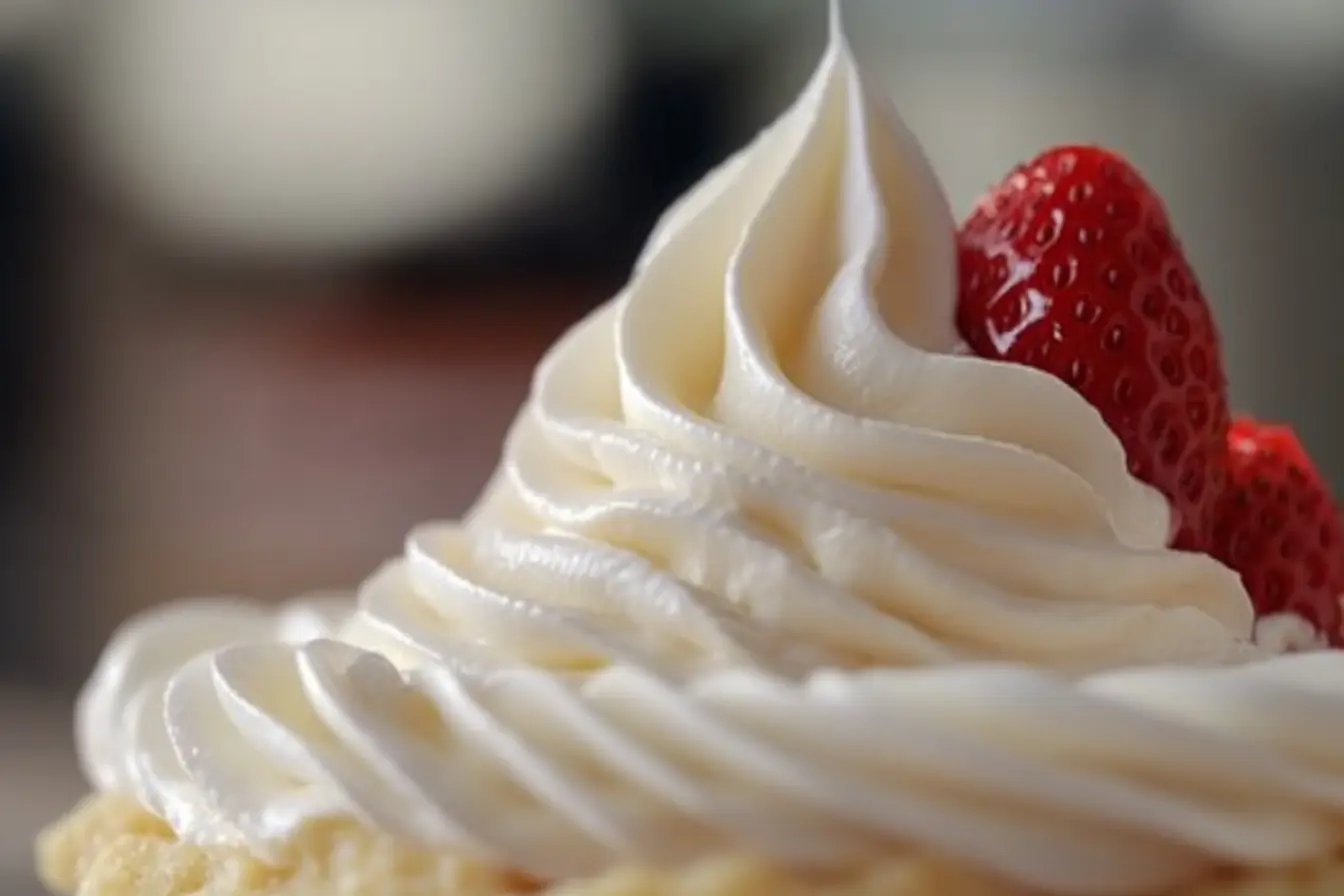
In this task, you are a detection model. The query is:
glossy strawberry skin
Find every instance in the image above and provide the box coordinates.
[1210,418,1344,647]
[956,146,1229,551]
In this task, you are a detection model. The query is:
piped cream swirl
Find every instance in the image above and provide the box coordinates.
[331,2,1255,675]
[79,609,1344,895]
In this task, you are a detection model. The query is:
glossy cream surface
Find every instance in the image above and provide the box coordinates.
[79,602,1344,896]
[341,0,1254,678]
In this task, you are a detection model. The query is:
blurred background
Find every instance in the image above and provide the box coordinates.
[3,0,1344,891]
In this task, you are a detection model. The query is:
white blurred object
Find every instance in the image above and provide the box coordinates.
[1174,0,1344,85]
[69,0,622,259]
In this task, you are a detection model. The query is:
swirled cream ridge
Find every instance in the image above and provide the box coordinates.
[330,0,1256,678]
[78,603,1344,895]
[67,5,1318,896]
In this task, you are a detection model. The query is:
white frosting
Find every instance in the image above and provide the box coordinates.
[330,0,1256,679]
[1254,611,1330,653]
[80,608,1344,895]
[74,5,1322,895]
[76,597,351,806]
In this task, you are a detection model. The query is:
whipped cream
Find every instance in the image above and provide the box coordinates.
[73,4,1307,895]
[81,606,1344,895]
[331,0,1255,678]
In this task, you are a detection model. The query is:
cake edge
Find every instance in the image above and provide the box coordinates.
[34,791,1344,896]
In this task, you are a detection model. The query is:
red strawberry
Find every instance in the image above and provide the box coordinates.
[956,145,1229,551]
[1210,417,1344,647]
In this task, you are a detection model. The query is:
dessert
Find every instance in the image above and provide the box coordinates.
[36,4,1344,895]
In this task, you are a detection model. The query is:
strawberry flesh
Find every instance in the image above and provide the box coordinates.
[956,146,1229,551]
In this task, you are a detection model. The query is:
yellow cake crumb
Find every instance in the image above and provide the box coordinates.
[34,792,1344,896]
